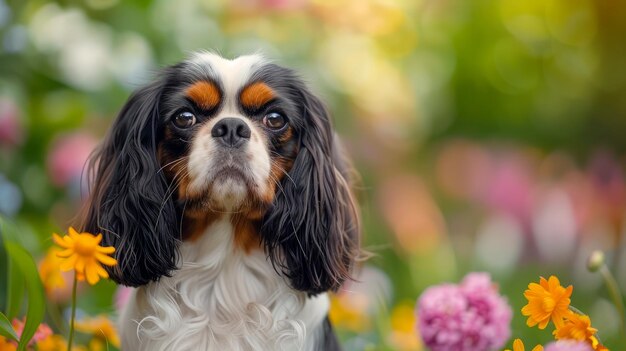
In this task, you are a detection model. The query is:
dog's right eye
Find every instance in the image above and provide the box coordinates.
[173,111,196,129]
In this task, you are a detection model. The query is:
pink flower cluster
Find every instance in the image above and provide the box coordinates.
[417,272,512,351]
[10,318,52,346]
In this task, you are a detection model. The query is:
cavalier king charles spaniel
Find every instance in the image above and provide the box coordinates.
[78,52,361,351]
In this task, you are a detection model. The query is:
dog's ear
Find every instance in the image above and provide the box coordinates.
[261,88,360,295]
[79,77,180,287]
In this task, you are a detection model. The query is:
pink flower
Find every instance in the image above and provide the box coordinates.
[231,0,307,11]
[544,340,594,351]
[0,98,23,147]
[416,272,512,351]
[482,157,534,224]
[46,132,97,187]
[11,318,53,345]
[115,286,133,312]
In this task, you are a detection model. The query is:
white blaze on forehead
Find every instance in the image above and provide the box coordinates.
[187,52,267,112]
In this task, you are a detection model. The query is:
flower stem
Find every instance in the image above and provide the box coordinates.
[599,264,626,336]
[67,273,78,351]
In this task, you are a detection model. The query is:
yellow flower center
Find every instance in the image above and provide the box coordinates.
[74,235,98,256]
[541,297,555,311]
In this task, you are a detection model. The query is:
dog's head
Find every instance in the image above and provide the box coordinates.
[80,53,360,294]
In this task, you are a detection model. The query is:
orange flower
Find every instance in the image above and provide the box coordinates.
[553,312,597,342]
[0,336,17,351]
[53,227,117,285]
[504,338,543,351]
[521,276,573,329]
[36,335,67,351]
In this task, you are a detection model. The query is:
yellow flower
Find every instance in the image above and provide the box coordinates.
[53,227,117,285]
[328,294,371,332]
[36,334,67,351]
[36,334,88,351]
[521,276,573,329]
[553,312,597,344]
[504,338,543,351]
[388,302,421,351]
[39,248,67,292]
[75,315,120,348]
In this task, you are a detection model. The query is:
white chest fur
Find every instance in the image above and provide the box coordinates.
[119,218,329,351]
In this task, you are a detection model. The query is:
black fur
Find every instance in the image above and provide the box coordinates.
[318,317,342,351]
[259,65,360,295]
[80,71,181,287]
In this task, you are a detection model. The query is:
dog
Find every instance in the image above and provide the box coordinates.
[79,52,361,351]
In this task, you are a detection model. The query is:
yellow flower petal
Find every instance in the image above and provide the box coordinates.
[59,256,78,272]
[94,265,109,279]
[69,227,80,237]
[75,258,86,274]
[97,246,115,254]
[95,253,117,266]
[56,248,75,258]
[76,272,85,281]
[85,265,100,285]
[52,234,70,248]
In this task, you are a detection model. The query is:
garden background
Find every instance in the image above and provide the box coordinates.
[0,0,625,350]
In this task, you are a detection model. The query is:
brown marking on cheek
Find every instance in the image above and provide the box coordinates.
[232,217,261,253]
[157,134,195,208]
[278,126,293,144]
[186,81,221,110]
[240,82,275,110]
[183,213,221,242]
[176,173,191,200]
[158,143,182,184]
[262,156,295,205]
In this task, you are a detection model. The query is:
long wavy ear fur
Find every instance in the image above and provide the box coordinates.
[79,78,180,287]
[261,88,360,295]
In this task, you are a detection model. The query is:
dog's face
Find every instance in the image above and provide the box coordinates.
[158,54,298,221]
[80,53,360,294]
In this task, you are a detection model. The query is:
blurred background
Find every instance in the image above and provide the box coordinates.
[1,0,625,349]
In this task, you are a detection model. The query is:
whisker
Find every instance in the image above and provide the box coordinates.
[157,156,189,174]
[154,168,189,230]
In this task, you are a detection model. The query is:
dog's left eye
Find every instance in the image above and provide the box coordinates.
[173,111,197,129]
[263,112,287,130]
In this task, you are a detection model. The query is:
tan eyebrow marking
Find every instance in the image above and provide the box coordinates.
[185,81,221,110]
[240,82,275,110]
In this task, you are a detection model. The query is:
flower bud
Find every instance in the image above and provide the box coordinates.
[587,250,605,272]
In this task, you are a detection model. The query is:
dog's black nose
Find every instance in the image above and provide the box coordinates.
[211,118,251,147]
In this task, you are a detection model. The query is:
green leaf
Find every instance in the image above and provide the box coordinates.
[4,242,45,351]
[0,312,18,341]
[0,217,25,319]
[6,259,24,319]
